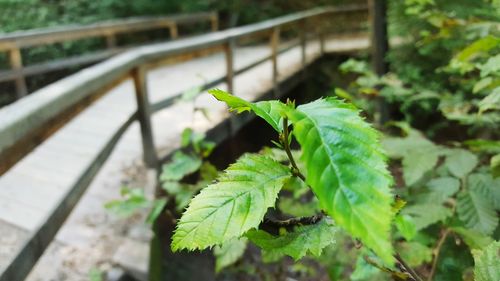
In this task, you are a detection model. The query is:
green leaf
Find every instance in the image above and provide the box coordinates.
[285,97,394,264]
[208,89,289,132]
[350,252,384,281]
[457,189,498,235]
[181,128,193,147]
[402,151,439,186]
[146,198,167,224]
[468,173,500,209]
[402,204,452,230]
[454,36,500,62]
[464,139,500,154]
[160,151,202,181]
[479,88,500,113]
[445,149,478,178]
[472,241,500,281]
[213,238,247,272]
[395,214,417,241]
[171,154,291,251]
[479,54,500,77]
[451,227,493,250]
[396,242,432,267]
[415,177,460,204]
[492,154,500,178]
[278,197,319,217]
[246,219,337,261]
[105,187,150,218]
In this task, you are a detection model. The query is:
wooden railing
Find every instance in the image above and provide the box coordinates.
[0,5,368,281]
[0,11,218,99]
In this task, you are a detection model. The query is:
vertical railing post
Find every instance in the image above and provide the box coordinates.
[132,66,158,168]
[319,15,326,55]
[270,27,280,97]
[210,13,219,32]
[369,0,389,124]
[8,47,28,99]
[299,19,307,69]
[224,39,235,93]
[105,32,117,49]
[169,22,178,39]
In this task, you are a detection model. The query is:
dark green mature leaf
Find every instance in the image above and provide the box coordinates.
[382,132,442,185]
[285,97,394,264]
[209,89,289,132]
[472,241,500,281]
[402,204,452,230]
[402,151,439,186]
[171,154,291,251]
[415,177,460,204]
[468,173,500,210]
[214,238,247,272]
[160,151,202,181]
[445,149,478,178]
[246,219,337,261]
[457,189,498,235]
[492,154,500,178]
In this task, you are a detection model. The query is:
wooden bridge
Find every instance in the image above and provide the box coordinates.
[0,4,375,280]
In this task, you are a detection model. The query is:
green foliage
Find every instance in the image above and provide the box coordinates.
[160,151,202,182]
[444,149,479,178]
[105,187,151,218]
[472,241,500,281]
[171,154,291,251]
[456,189,498,235]
[246,219,337,261]
[213,238,248,272]
[210,89,289,132]
[285,98,394,264]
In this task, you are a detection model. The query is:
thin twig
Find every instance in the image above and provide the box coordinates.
[263,213,324,228]
[428,228,450,281]
[395,253,423,281]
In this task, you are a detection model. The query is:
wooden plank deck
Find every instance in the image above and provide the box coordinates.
[0,34,368,279]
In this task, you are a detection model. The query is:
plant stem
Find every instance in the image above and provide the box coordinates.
[428,228,450,281]
[281,117,306,182]
[395,253,422,281]
[263,213,324,228]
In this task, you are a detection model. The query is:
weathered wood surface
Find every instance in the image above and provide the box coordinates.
[0,12,217,50]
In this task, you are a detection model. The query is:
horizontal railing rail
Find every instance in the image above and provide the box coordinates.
[0,4,368,281]
[0,11,218,99]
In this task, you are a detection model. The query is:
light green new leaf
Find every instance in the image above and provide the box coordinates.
[479,88,500,113]
[473,241,500,281]
[213,238,247,272]
[395,214,417,241]
[479,54,500,77]
[209,89,288,132]
[445,149,478,178]
[457,189,498,235]
[160,151,202,181]
[171,154,291,251]
[246,219,336,261]
[285,98,394,264]
[454,36,500,62]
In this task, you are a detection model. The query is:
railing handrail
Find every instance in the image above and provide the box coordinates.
[0,5,367,160]
[0,11,217,50]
